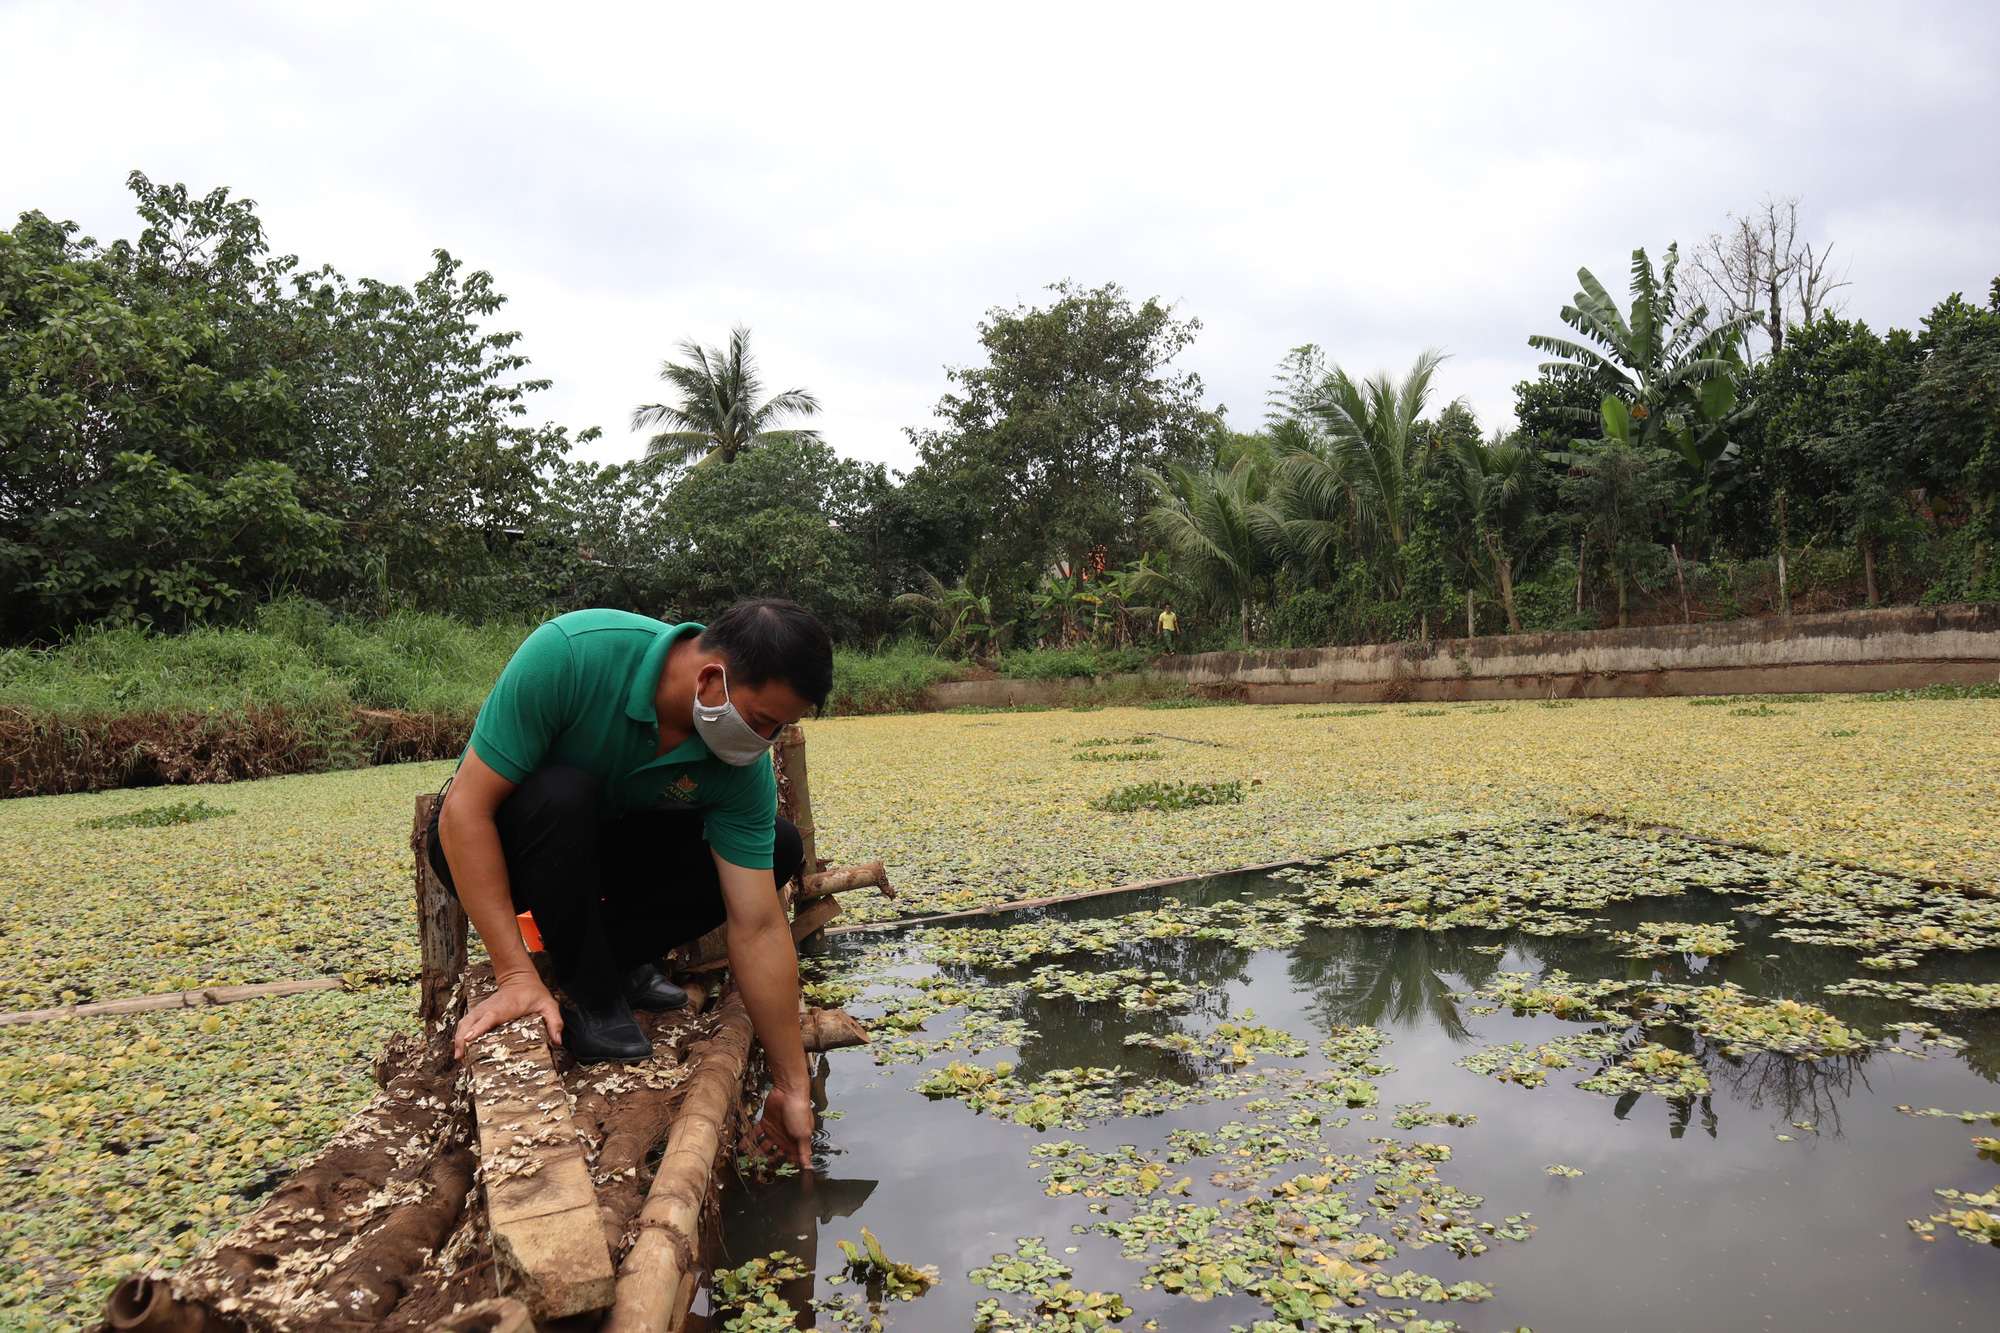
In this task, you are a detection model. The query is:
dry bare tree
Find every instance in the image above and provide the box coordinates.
[1690,195,1851,360]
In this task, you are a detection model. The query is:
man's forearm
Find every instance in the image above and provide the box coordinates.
[728,918,811,1093]
[438,803,538,985]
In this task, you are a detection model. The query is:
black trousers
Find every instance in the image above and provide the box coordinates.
[429,766,802,1006]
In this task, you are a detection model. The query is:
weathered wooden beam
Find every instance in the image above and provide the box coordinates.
[789,894,842,944]
[798,859,893,904]
[469,1019,616,1321]
[411,794,468,1028]
[775,724,821,876]
[603,990,757,1333]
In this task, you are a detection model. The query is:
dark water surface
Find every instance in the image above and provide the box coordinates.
[708,873,2000,1332]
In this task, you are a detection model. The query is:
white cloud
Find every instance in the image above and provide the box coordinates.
[5,0,1995,469]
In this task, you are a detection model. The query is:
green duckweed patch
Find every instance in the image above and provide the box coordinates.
[1094,779,1247,813]
[75,799,235,830]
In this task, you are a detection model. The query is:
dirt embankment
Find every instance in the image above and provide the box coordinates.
[0,705,471,799]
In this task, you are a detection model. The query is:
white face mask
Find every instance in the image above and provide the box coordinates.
[691,666,779,766]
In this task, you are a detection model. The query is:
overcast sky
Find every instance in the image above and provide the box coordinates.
[6,1,1997,472]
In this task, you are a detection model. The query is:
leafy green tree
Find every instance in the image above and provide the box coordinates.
[0,173,575,637]
[632,326,821,469]
[1548,400,1681,627]
[1272,349,1449,599]
[911,281,1209,598]
[1755,316,1922,603]
[842,463,982,636]
[1904,281,2000,598]
[647,436,876,637]
[1529,246,1756,545]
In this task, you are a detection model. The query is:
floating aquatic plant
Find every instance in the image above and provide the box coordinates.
[77,799,235,830]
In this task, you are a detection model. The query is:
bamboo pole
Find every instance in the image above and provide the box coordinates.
[822,858,1311,935]
[0,976,346,1027]
[602,989,756,1333]
[797,860,893,903]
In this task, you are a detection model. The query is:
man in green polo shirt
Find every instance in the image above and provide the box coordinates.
[430,597,831,1167]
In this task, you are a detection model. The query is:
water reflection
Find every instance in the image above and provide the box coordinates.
[740,868,2000,1333]
[1287,926,1502,1042]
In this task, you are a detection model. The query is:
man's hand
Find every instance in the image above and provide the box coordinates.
[454,975,564,1060]
[715,850,817,1168]
[746,1080,815,1169]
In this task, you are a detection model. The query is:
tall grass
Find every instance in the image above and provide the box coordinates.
[0,601,529,719]
[1001,647,1153,680]
[827,640,960,714]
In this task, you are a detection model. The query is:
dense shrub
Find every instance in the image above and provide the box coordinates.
[0,601,524,718]
[827,641,961,714]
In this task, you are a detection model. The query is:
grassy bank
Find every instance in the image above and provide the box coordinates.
[0,617,1181,795]
[0,605,523,796]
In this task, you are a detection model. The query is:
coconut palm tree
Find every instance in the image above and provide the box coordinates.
[1274,348,1448,598]
[1446,433,1539,632]
[631,326,821,468]
[1140,455,1284,645]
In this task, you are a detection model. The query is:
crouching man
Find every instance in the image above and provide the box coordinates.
[431,597,828,1165]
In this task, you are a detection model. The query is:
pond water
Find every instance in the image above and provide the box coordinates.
[703,835,2000,1333]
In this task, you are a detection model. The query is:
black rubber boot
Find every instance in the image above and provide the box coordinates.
[623,962,689,1012]
[559,994,653,1064]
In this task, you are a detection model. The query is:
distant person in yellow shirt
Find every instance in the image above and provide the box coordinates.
[1157,602,1178,652]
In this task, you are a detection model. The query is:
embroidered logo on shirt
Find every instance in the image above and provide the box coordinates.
[659,774,701,803]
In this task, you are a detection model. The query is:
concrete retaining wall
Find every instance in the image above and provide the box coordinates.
[1152,604,2000,704]
[914,605,2000,709]
[925,679,1081,709]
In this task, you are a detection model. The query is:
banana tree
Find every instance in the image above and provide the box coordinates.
[1529,246,1757,544]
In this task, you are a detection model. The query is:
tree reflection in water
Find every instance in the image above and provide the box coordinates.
[1287,925,1503,1043]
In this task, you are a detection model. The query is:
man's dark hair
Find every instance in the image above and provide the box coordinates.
[699,598,834,708]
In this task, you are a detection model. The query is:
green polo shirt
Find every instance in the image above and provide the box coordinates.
[464,610,778,868]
